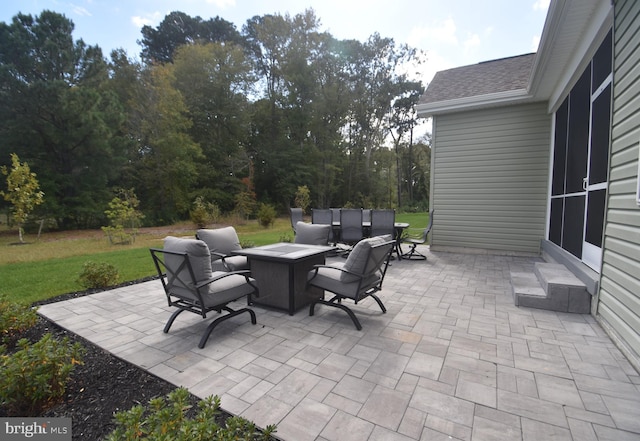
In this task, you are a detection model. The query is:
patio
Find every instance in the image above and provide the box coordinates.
[38,247,640,441]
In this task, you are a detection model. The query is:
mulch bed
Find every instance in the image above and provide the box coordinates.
[1,281,247,441]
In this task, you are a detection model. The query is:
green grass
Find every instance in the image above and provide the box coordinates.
[0,212,428,305]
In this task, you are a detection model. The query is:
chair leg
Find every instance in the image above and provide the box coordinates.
[198,306,257,349]
[369,294,387,313]
[309,296,362,330]
[164,308,187,333]
[401,244,426,260]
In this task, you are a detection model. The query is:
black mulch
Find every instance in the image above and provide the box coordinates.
[1,279,269,441]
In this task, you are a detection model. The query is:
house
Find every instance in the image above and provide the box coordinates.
[417,0,640,371]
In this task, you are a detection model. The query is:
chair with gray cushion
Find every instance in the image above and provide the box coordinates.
[294,221,331,246]
[196,227,249,272]
[307,236,395,330]
[150,236,258,348]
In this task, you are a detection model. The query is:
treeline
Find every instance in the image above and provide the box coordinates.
[0,9,430,229]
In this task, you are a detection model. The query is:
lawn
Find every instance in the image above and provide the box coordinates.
[0,212,428,304]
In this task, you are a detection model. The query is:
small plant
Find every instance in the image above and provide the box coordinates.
[102,188,144,245]
[256,203,277,228]
[77,261,120,289]
[105,387,277,441]
[0,333,84,415]
[0,294,38,346]
[190,196,221,228]
[294,185,311,214]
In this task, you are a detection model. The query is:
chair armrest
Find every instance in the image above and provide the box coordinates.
[308,264,363,281]
[195,270,253,289]
[211,251,230,259]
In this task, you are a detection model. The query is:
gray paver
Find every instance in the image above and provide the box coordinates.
[36,247,640,440]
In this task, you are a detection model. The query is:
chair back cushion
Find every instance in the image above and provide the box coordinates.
[197,227,241,260]
[163,236,213,289]
[294,222,330,245]
[341,236,388,282]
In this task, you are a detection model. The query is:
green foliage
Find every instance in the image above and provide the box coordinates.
[256,203,277,228]
[1,153,45,243]
[235,190,258,221]
[105,387,276,441]
[0,294,38,345]
[190,196,221,228]
[294,185,311,214]
[102,188,144,244]
[0,333,84,415]
[77,261,120,289]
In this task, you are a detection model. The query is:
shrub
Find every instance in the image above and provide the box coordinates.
[294,185,311,214]
[190,196,221,228]
[0,333,84,415]
[256,203,276,228]
[0,294,38,346]
[105,387,277,441]
[77,261,120,289]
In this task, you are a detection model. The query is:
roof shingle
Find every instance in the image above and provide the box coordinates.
[420,53,535,105]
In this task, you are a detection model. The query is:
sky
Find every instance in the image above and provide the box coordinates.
[1,0,551,86]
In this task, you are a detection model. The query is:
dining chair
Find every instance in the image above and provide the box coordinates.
[370,209,395,238]
[339,208,364,246]
[312,208,335,244]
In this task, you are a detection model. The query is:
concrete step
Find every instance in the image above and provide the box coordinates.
[511,263,591,313]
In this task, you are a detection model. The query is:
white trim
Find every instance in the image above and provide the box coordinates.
[417,89,533,117]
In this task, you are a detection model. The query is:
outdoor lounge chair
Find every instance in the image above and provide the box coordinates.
[196,226,249,272]
[150,236,258,348]
[401,211,433,260]
[294,221,331,246]
[307,236,394,330]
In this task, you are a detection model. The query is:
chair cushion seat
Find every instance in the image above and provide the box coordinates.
[308,263,381,300]
[212,255,249,272]
[202,272,256,308]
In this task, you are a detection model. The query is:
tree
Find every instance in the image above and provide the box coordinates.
[0,11,126,229]
[171,42,254,210]
[1,153,44,243]
[139,12,242,63]
[127,64,202,224]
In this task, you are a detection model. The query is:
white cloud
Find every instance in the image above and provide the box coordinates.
[131,12,163,29]
[531,34,541,52]
[408,17,458,49]
[205,0,236,8]
[70,4,92,17]
[533,0,551,11]
[463,34,480,52]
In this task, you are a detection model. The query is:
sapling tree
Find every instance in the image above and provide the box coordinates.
[1,153,44,243]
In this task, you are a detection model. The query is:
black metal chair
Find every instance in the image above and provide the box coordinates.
[150,236,258,349]
[312,208,336,244]
[307,237,395,330]
[290,208,303,234]
[401,211,433,260]
[370,209,395,237]
[196,227,249,272]
[339,208,364,246]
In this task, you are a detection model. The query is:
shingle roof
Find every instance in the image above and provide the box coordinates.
[420,53,536,105]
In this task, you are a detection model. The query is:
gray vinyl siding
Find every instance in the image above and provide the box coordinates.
[599,0,640,367]
[430,103,550,254]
